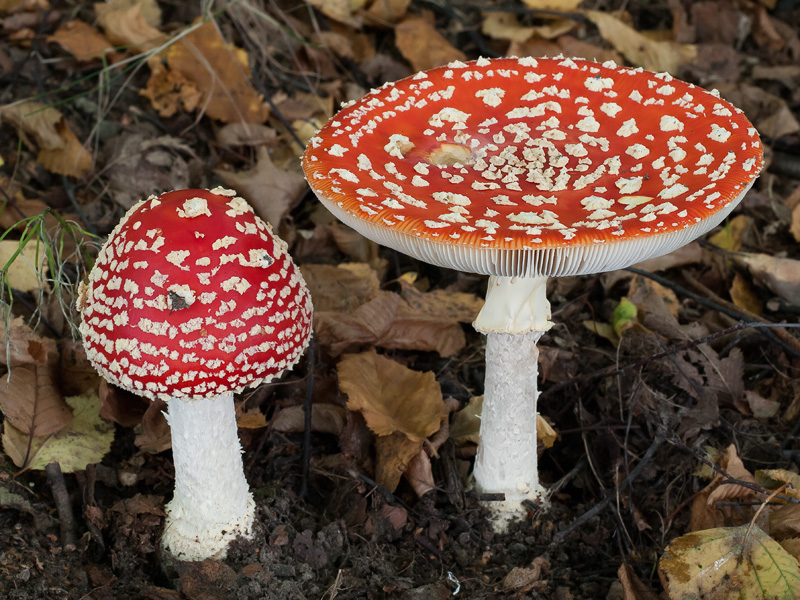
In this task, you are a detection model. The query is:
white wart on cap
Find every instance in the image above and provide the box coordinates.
[302,57,763,277]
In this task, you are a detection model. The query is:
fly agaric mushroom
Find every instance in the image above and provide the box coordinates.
[302,57,763,528]
[77,187,312,559]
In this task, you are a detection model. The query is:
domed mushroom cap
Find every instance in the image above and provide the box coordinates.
[78,187,312,401]
[303,57,763,277]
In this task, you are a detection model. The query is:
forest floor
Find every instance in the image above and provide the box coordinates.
[1,0,800,599]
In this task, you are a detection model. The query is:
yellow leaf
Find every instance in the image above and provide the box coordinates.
[3,393,114,472]
[337,349,446,442]
[709,214,750,252]
[729,272,762,314]
[537,415,557,449]
[585,10,696,74]
[659,525,800,600]
[0,239,47,293]
[583,319,619,346]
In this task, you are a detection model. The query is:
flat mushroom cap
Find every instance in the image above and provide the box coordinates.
[303,57,763,277]
[77,187,313,401]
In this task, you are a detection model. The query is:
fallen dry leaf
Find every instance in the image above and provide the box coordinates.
[307,0,362,29]
[337,349,446,442]
[0,101,93,177]
[736,253,800,307]
[272,404,347,436]
[2,393,113,472]
[152,19,270,123]
[363,0,410,25]
[502,557,550,594]
[690,444,758,531]
[0,316,56,366]
[585,10,697,73]
[374,431,423,492]
[300,263,380,313]
[729,272,763,315]
[47,19,118,62]
[633,242,704,272]
[660,526,800,600]
[791,204,800,243]
[404,450,435,497]
[134,398,170,453]
[140,55,201,118]
[0,239,47,293]
[394,16,466,71]
[0,365,72,436]
[617,563,661,600]
[216,147,306,231]
[398,278,483,324]
[98,380,148,428]
[94,0,165,53]
[708,214,750,252]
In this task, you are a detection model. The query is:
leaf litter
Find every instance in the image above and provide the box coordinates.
[1,0,800,598]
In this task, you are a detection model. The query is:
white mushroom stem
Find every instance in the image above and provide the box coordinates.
[472,276,553,530]
[162,392,255,560]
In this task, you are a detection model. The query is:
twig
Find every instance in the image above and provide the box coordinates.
[680,269,800,356]
[45,461,76,549]
[552,436,663,544]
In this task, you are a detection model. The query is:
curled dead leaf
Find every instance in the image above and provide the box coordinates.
[337,349,446,442]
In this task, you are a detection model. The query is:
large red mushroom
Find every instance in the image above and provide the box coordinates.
[77,187,312,559]
[302,57,763,529]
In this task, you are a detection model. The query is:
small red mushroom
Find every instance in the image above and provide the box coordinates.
[77,187,313,559]
[302,57,763,529]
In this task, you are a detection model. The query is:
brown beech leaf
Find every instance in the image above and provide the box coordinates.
[690,444,758,531]
[216,147,305,231]
[394,17,466,71]
[162,19,269,123]
[316,291,399,356]
[99,380,148,428]
[0,102,93,177]
[272,404,346,436]
[375,431,424,492]
[134,398,170,453]
[0,366,72,436]
[398,279,483,323]
[771,504,800,541]
[0,316,56,366]
[300,263,380,313]
[737,253,800,306]
[94,0,165,53]
[404,449,435,497]
[59,339,103,397]
[47,19,118,61]
[585,10,696,73]
[379,304,466,357]
[337,349,446,442]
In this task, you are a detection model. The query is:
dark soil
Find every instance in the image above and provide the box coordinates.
[2,1,800,599]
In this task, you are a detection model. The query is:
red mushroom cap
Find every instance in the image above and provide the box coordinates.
[78,187,312,401]
[303,57,763,277]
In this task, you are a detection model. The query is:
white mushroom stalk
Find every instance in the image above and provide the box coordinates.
[163,393,255,560]
[472,276,552,525]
